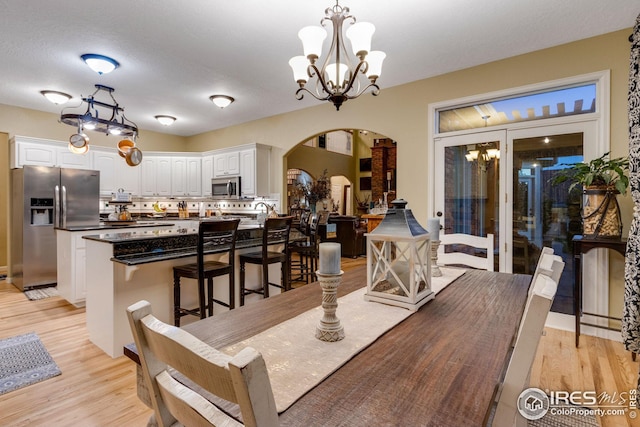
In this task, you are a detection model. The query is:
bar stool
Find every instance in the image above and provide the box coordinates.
[289,212,325,284]
[172,218,240,326]
[239,217,293,305]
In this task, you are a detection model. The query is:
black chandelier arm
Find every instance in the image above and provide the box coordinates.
[340,59,369,97]
[306,63,337,98]
[295,86,331,102]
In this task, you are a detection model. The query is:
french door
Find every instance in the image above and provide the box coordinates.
[435,121,603,315]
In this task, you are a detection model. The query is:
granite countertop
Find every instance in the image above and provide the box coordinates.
[82,226,307,266]
[57,221,175,232]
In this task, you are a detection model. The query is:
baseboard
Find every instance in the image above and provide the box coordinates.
[545,312,622,343]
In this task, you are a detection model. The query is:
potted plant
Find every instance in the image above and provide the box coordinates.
[296,169,331,213]
[553,152,629,239]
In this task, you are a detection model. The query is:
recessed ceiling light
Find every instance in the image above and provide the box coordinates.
[155,115,177,126]
[40,90,72,105]
[81,54,119,75]
[209,95,235,109]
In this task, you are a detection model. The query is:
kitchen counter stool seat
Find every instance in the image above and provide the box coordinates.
[240,217,293,305]
[173,219,240,326]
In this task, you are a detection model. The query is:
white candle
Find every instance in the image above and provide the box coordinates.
[428,218,440,241]
[387,171,392,181]
[319,242,341,274]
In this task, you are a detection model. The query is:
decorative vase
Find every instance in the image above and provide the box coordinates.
[582,186,622,239]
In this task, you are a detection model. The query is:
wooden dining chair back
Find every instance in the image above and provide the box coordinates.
[492,273,558,427]
[127,300,279,427]
[437,233,494,271]
[298,210,311,234]
[173,219,240,326]
[240,217,293,305]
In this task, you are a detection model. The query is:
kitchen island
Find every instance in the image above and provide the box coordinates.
[83,223,303,357]
[56,221,175,307]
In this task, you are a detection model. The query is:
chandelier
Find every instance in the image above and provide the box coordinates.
[289,1,386,110]
[60,84,139,138]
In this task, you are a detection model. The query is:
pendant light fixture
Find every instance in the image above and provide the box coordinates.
[289,1,386,110]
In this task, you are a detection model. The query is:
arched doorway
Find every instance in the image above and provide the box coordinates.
[284,129,397,217]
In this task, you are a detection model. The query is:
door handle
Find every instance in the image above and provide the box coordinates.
[54,185,60,228]
[61,185,67,229]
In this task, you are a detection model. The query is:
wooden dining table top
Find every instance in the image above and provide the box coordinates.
[126,266,531,426]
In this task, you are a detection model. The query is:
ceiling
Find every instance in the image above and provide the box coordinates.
[0,1,638,137]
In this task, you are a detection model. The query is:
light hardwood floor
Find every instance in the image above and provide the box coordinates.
[0,258,638,426]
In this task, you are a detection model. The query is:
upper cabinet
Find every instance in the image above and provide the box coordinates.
[11,136,59,168]
[213,151,240,177]
[11,137,273,199]
[171,156,201,196]
[92,148,141,196]
[201,155,214,197]
[140,155,172,197]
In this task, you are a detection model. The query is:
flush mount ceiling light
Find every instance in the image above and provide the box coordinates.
[81,54,120,75]
[60,84,138,138]
[209,95,235,109]
[155,115,177,126]
[40,90,72,105]
[289,1,386,110]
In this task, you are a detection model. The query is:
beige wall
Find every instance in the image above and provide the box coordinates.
[0,29,633,315]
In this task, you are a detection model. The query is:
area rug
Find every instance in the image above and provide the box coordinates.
[528,407,599,427]
[0,332,61,395]
[24,287,59,301]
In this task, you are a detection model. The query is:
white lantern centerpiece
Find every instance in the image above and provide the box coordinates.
[364,199,433,311]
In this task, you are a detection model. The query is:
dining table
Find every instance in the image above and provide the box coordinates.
[125,265,531,426]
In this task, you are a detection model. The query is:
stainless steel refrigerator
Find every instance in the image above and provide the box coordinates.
[11,165,100,290]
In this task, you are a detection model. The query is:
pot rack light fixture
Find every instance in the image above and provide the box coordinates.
[81,54,119,75]
[209,95,235,109]
[289,1,385,111]
[40,90,72,105]
[60,84,139,138]
[155,115,177,126]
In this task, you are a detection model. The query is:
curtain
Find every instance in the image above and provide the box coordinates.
[623,13,640,355]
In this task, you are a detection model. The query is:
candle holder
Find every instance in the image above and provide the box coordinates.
[430,240,442,277]
[315,270,345,342]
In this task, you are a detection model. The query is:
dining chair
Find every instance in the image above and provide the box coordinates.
[240,217,293,305]
[437,233,494,271]
[531,248,564,290]
[172,218,240,326]
[127,300,279,427]
[492,273,558,427]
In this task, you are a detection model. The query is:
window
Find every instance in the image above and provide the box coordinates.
[437,84,597,133]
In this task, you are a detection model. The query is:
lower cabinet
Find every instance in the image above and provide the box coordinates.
[56,230,89,307]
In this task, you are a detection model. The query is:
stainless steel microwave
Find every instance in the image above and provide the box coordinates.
[211,176,241,199]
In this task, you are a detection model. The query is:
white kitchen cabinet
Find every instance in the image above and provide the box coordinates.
[92,149,141,196]
[186,157,202,196]
[213,151,240,177]
[201,154,214,196]
[141,155,172,196]
[239,144,271,197]
[56,230,89,306]
[170,156,201,196]
[11,136,58,168]
[171,157,187,195]
[57,147,92,169]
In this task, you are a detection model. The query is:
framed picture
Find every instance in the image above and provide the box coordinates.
[360,177,372,191]
[359,158,372,172]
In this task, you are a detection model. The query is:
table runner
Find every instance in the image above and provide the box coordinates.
[222,267,465,413]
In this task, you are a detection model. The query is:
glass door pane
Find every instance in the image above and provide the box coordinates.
[512,133,583,314]
[436,132,504,271]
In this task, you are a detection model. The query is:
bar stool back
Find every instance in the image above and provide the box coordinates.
[172,219,240,326]
[239,217,293,305]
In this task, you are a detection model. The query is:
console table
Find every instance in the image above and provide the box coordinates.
[573,235,627,347]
